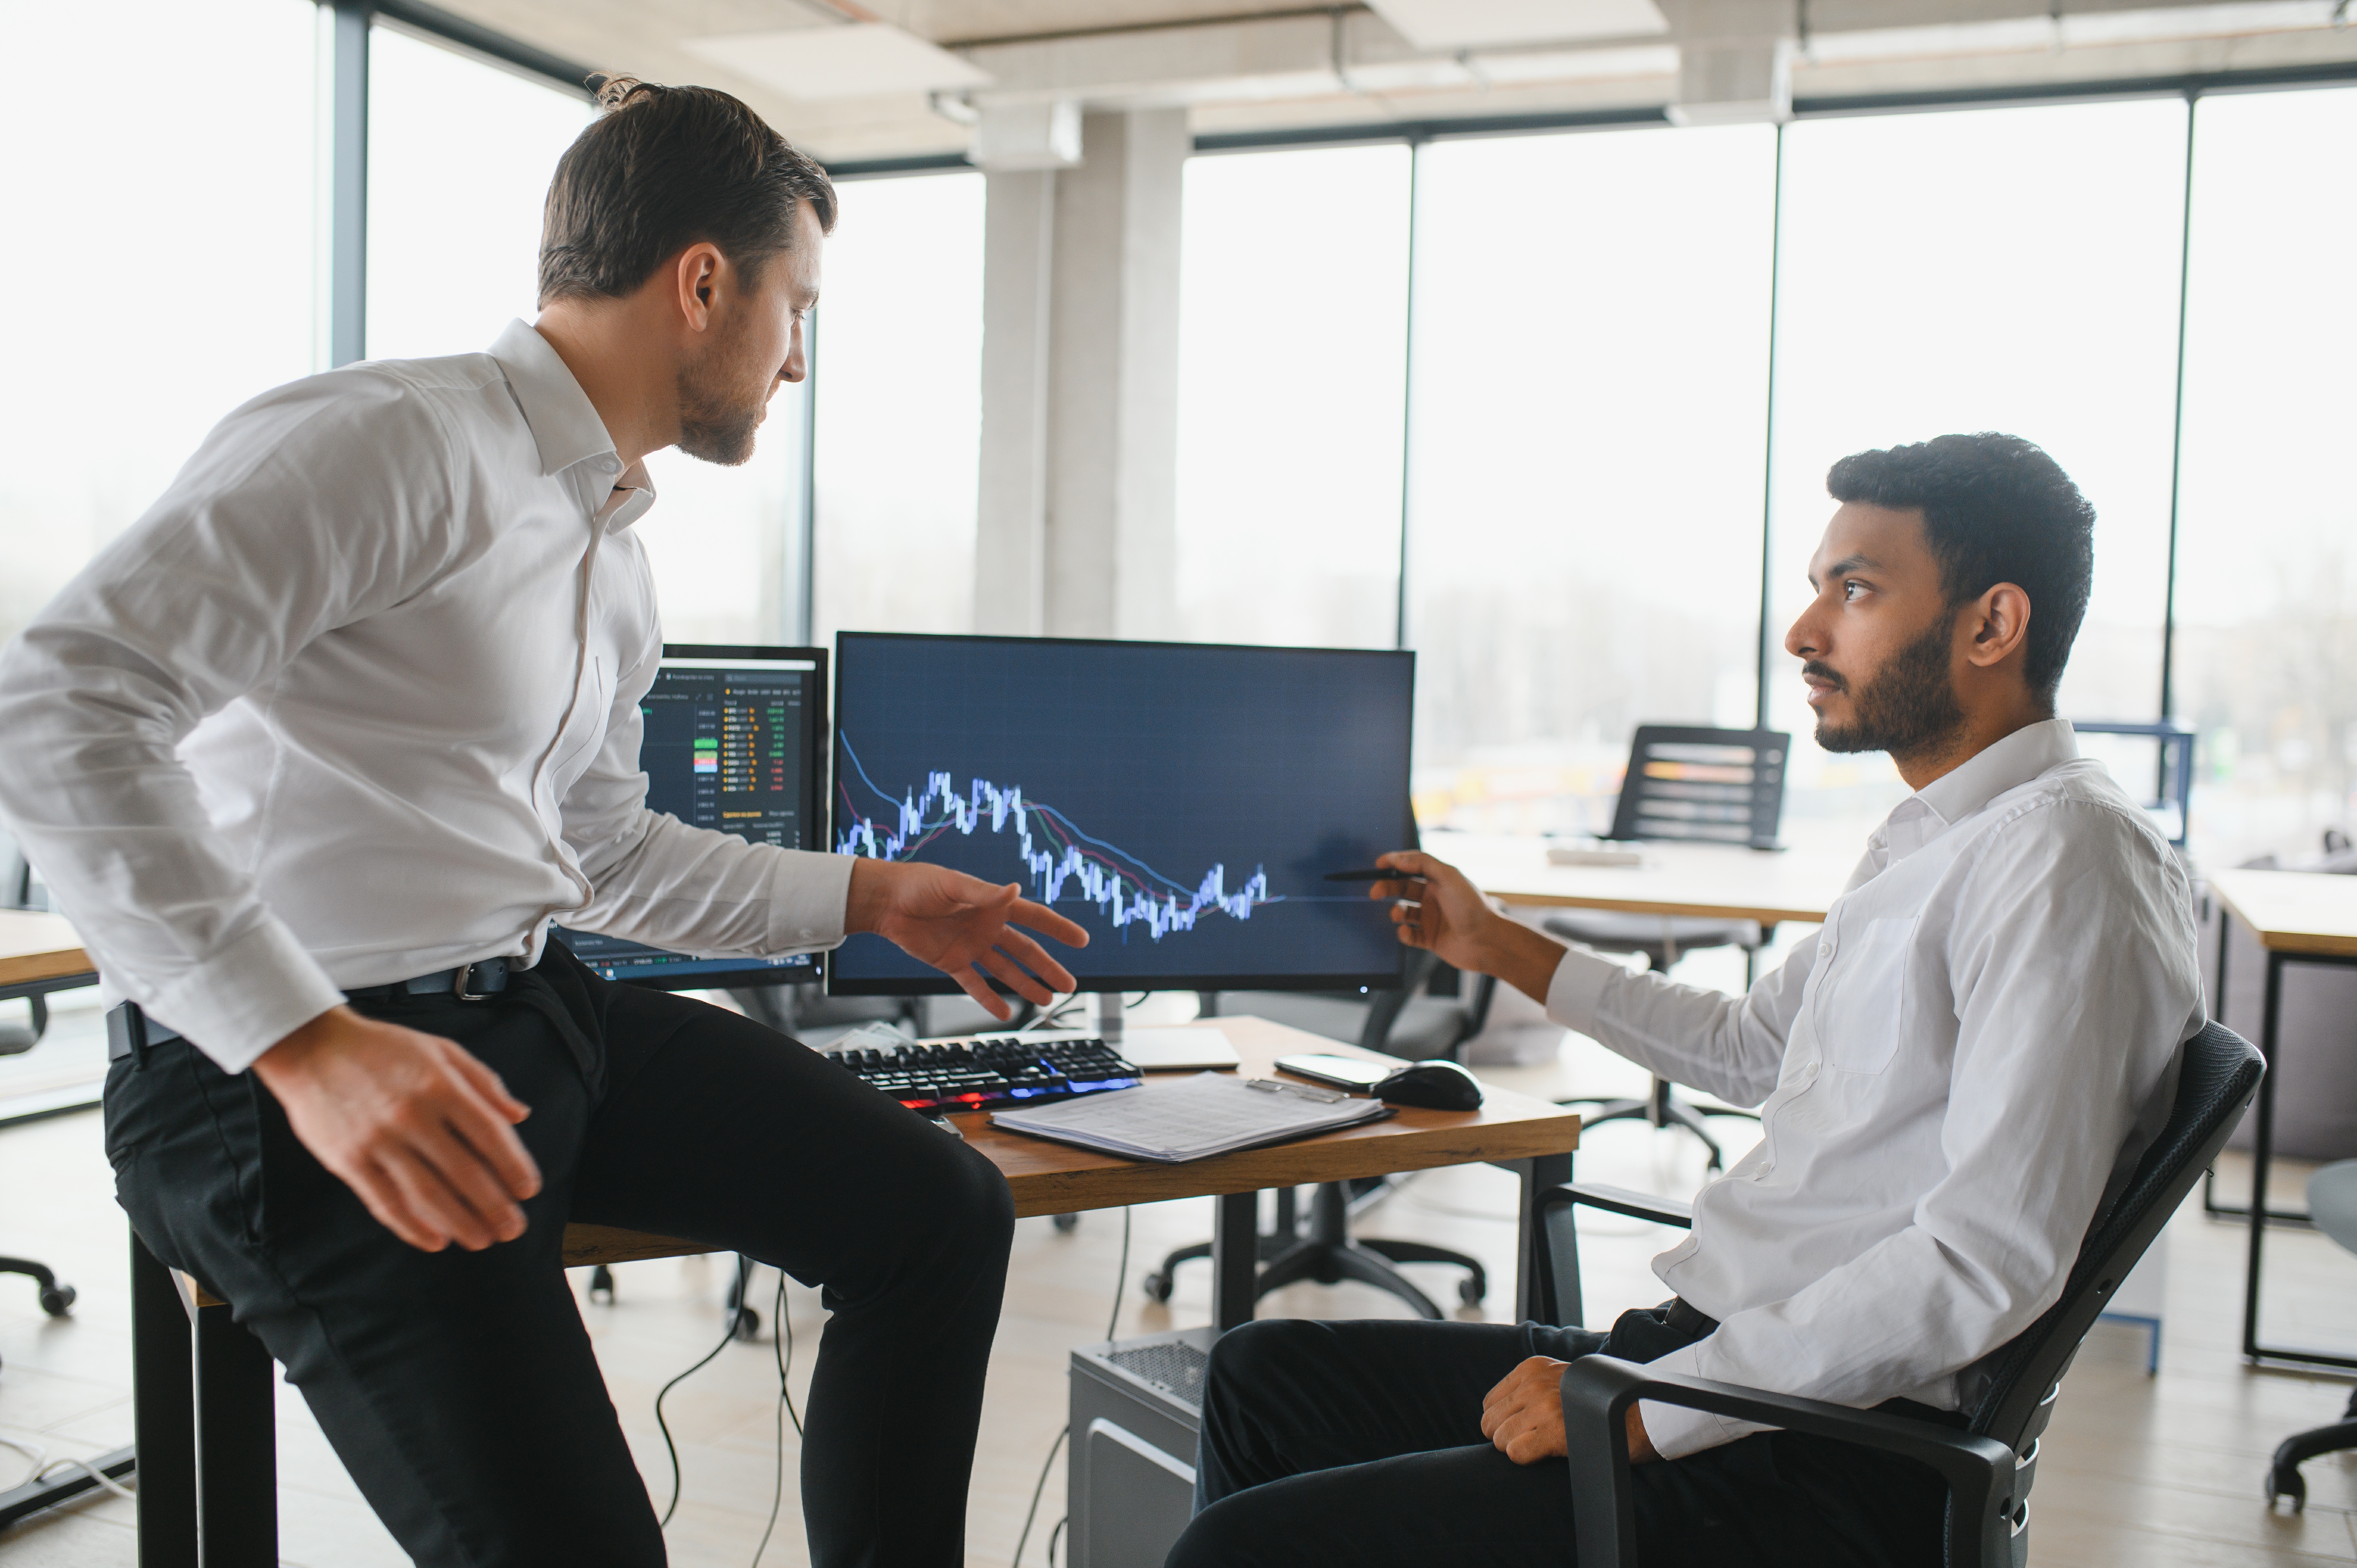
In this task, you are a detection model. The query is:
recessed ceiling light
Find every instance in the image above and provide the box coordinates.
[1369,0,1669,52]
[681,23,991,102]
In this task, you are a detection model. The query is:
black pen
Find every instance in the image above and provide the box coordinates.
[1323,869,1427,883]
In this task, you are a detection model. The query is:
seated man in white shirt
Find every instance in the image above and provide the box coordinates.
[1169,432,2203,1568]
[0,79,1084,1567]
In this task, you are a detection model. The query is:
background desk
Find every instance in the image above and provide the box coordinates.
[0,908,95,1002]
[2208,867,2357,1368]
[1437,833,1852,929]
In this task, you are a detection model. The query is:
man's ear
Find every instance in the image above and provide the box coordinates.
[1965,583,2033,671]
[674,243,724,332]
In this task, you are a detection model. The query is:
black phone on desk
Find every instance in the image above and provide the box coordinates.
[1274,1053,1396,1092]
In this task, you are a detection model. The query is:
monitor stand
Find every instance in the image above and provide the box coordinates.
[1096,991,1124,1047]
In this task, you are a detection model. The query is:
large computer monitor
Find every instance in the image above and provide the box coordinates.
[828,632,1413,996]
[553,644,828,989]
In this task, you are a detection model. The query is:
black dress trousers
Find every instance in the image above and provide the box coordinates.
[104,940,1015,1568]
[1169,1311,1960,1568]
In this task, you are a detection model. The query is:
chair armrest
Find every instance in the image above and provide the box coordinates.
[1558,1357,2018,1568]
[1545,1182,1694,1229]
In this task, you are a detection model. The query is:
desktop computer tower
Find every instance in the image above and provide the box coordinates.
[1067,1325,1217,1568]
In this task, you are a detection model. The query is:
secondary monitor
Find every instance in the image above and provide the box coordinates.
[828,632,1413,996]
[552,644,828,989]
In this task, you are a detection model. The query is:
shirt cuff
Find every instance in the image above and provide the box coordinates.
[1633,1340,1770,1460]
[1542,943,1623,1035]
[141,916,349,1075]
[765,849,856,953]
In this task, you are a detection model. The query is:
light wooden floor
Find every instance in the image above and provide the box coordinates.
[6,1022,2357,1566]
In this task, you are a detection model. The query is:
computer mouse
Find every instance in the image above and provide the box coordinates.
[1373,1059,1484,1111]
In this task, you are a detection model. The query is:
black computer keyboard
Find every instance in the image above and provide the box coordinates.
[825,1036,1143,1112]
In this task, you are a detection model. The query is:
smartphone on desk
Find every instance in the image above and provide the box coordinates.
[1274,1053,1398,1093]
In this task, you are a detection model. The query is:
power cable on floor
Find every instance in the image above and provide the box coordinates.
[1014,1205,1132,1566]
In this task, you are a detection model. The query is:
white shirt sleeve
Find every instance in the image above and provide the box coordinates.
[1544,941,1811,1109]
[0,374,465,1072]
[558,616,851,959]
[1634,799,2198,1460]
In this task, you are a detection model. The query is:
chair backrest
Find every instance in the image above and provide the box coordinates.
[1606,726,1789,851]
[1967,1020,2263,1452]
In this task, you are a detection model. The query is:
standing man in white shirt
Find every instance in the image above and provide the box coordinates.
[1170,432,2203,1568]
[0,79,1085,1567]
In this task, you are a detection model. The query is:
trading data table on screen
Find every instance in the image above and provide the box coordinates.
[555,654,822,987]
[829,634,1414,992]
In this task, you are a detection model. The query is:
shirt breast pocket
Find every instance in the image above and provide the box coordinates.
[1812,915,1915,1075]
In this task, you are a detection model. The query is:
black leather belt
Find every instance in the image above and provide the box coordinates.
[107,959,518,1064]
[1664,1297,1720,1340]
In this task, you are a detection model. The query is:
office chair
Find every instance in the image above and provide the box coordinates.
[1538,1020,2262,1568]
[2,847,76,1366]
[2267,1160,2357,1509]
[1546,726,1788,1171]
[1138,948,1499,1318]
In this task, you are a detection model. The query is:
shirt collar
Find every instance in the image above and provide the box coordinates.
[1869,718,2081,863]
[487,319,657,533]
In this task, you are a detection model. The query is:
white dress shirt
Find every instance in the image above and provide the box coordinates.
[1544,719,2202,1460]
[0,321,852,1074]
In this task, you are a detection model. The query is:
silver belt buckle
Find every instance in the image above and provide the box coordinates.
[452,961,498,1002]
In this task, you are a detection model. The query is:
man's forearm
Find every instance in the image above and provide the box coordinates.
[1468,915,1569,1009]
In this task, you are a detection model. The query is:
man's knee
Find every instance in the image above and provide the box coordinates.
[1205,1317,1318,1414]
[1166,1492,1276,1568]
[903,1128,1016,1270]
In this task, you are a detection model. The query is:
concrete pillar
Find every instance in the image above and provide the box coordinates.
[973,108,1188,641]
[974,170,1055,636]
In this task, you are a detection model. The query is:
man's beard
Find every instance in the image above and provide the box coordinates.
[675,343,766,466]
[1810,614,1966,761]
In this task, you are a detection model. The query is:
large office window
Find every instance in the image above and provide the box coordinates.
[0,0,318,647]
[810,171,986,645]
[1405,125,1778,835]
[1174,145,1412,650]
[1767,99,2189,851]
[2171,85,2357,868]
[366,25,590,360]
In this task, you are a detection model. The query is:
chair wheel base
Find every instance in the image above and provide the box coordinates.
[38,1283,74,1317]
[731,1306,762,1341]
[586,1264,615,1304]
[2268,1462,2307,1512]
[1052,1211,1080,1234]
[1458,1277,1484,1306]
[1141,1271,1174,1304]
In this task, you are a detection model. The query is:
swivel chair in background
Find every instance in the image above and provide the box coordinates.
[1139,948,1499,1317]
[1,846,76,1370]
[1545,726,1787,1171]
[2268,1160,2357,1510]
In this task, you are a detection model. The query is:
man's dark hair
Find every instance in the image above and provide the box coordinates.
[1826,433,2096,704]
[538,75,837,307]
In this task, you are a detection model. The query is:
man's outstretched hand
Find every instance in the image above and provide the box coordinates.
[1369,851,1569,1007]
[251,1006,541,1252]
[1481,1356,1659,1466]
[848,858,1088,1019]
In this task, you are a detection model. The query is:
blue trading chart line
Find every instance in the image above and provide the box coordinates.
[834,735,1282,941]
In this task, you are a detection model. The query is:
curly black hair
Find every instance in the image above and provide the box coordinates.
[1826,433,2095,703]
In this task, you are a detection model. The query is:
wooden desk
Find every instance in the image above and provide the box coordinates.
[564,1014,1583,1332]
[134,1014,1577,1565]
[0,908,95,1000]
[2206,869,2357,1369]
[1438,833,1851,929]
